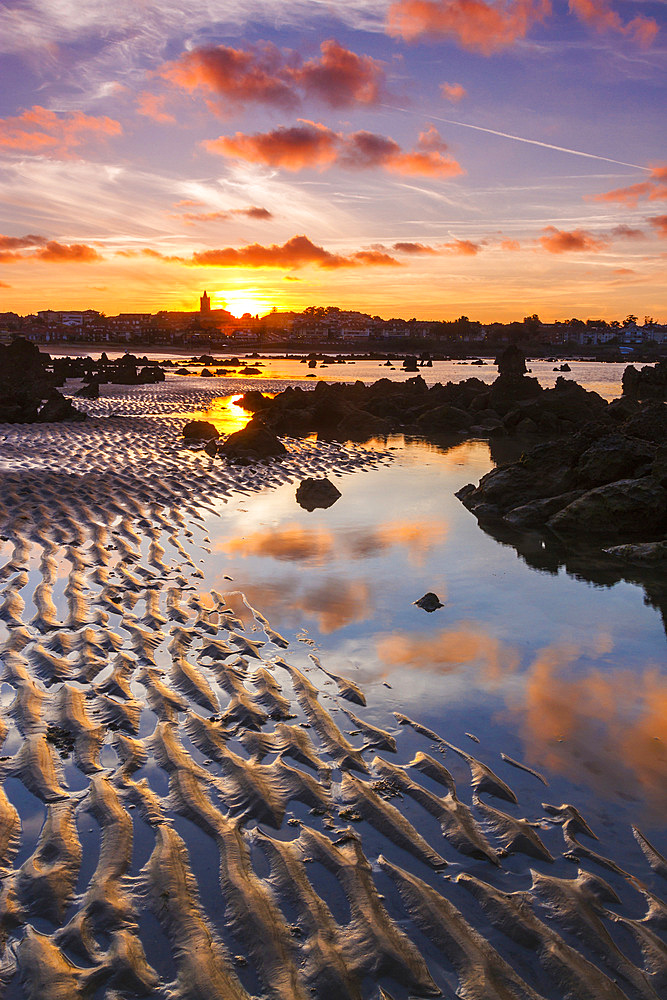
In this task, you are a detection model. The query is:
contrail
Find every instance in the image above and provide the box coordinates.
[381,104,649,171]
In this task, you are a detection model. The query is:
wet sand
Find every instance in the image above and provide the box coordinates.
[0,378,665,999]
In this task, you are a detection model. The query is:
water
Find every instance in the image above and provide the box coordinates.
[198,436,666,844]
[47,346,638,401]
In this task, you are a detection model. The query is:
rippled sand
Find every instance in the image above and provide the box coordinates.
[0,381,665,1000]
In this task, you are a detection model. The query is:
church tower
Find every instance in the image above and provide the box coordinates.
[200,290,211,313]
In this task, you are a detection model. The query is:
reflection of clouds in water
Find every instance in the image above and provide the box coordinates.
[224,523,335,567]
[223,576,373,635]
[376,625,519,683]
[219,518,448,569]
[513,641,667,821]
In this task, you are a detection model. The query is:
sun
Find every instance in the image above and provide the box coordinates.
[215,291,269,318]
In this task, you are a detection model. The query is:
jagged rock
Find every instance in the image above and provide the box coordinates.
[622,359,667,400]
[495,345,527,377]
[219,422,286,460]
[402,355,419,372]
[413,593,444,612]
[75,381,100,399]
[238,390,271,412]
[574,434,655,488]
[182,420,219,440]
[548,478,667,537]
[295,477,341,511]
[203,439,218,457]
[38,390,86,423]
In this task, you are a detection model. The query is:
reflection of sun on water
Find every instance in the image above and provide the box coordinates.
[197,395,255,435]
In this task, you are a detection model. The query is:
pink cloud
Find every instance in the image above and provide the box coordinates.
[289,39,386,107]
[592,163,667,207]
[161,39,387,113]
[539,226,608,253]
[568,0,658,47]
[441,82,467,101]
[649,215,667,238]
[136,92,176,124]
[205,121,464,179]
[0,106,122,158]
[387,0,551,55]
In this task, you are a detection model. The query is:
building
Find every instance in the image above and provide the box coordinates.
[200,290,211,313]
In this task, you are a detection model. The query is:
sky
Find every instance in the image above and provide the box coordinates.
[0,0,665,322]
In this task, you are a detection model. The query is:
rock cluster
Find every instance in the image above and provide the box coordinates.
[237,355,607,445]
[457,402,667,553]
[622,358,667,400]
[0,338,86,423]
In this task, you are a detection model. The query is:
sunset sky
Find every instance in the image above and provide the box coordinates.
[1,0,665,321]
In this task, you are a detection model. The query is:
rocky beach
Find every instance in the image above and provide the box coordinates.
[0,341,664,1000]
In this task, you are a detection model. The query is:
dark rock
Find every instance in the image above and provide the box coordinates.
[204,439,218,457]
[239,366,261,375]
[575,434,655,488]
[38,390,86,423]
[622,360,667,401]
[219,422,287,460]
[336,409,391,441]
[603,540,667,565]
[182,420,219,440]
[75,381,100,399]
[504,491,585,528]
[653,445,667,488]
[495,345,527,377]
[413,592,444,612]
[295,477,341,511]
[238,390,271,412]
[621,401,667,441]
[402,355,419,372]
[201,368,213,377]
[548,479,667,537]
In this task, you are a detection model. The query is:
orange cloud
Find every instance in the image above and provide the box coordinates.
[499,238,521,250]
[136,92,176,124]
[0,235,100,264]
[161,39,387,113]
[649,215,667,238]
[592,164,667,207]
[387,0,551,54]
[224,524,335,566]
[0,105,121,158]
[377,625,519,682]
[568,0,658,46]
[234,577,373,634]
[538,226,608,253]
[441,82,467,101]
[0,234,46,250]
[516,644,667,820]
[178,206,273,224]
[205,121,463,178]
[205,122,340,171]
[611,224,645,240]
[289,39,387,108]
[190,234,399,270]
[34,241,101,263]
[161,42,296,110]
[393,242,439,255]
[442,238,480,255]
